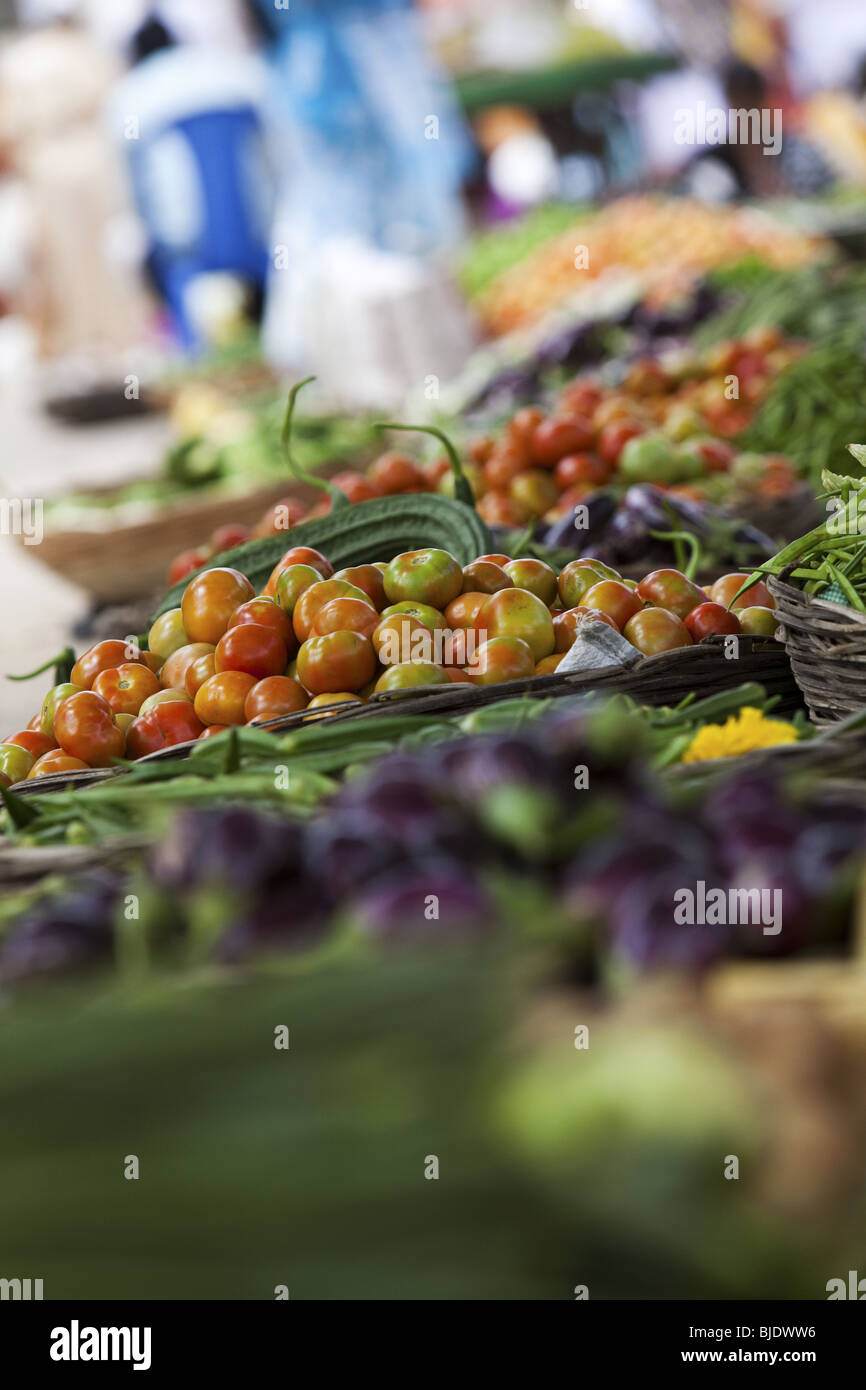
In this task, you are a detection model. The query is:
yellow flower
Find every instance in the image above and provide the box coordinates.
[681,707,799,763]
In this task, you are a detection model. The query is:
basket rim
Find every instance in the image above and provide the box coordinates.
[769,572,866,627]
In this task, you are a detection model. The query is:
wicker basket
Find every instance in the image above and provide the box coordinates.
[768,573,866,725]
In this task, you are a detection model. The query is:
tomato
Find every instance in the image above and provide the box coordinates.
[168,548,209,586]
[598,420,644,466]
[228,596,296,649]
[737,606,779,636]
[306,692,363,711]
[0,743,36,783]
[507,406,545,448]
[199,724,229,739]
[504,558,558,605]
[445,592,488,630]
[28,750,89,779]
[310,597,378,640]
[479,588,555,662]
[293,579,372,642]
[244,675,308,722]
[92,662,161,716]
[274,563,324,618]
[637,569,706,621]
[477,553,511,568]
[380,601,445,631]
[114,713,135,737]
[466,636,534,686]
[263,545,333,598]
[374,662,449,693]
[215,623,287,680]
[710,574,776,612]
[535,653,564,674]
[5,729,56,759]
[623,609,693,655]
[71,640,149,691]
[509,469,559,519]
[582,580,642,630]
[185,653,216,697]
[368,452,425,494]
[40,682,84,737]
[296,631,376,695]
[140,689,193,715]
[462,560,512,595]
[332,564,387,609]
[330,470,381,504]
[483,445,527,491]
[193,671,257,727]
[558,381,603,418]
[373,613,430,665]
[684,603,741,641]
[252,497,307,538]
[477,490,524,526]
[127,701,205,758]
[558,559,619,608]
[383,548,463,610]
[553,606,618,651]
[530,416,594,467]
[54,692,125,767]
[147,608,188,662]
[181,567,255,645]
[554,453,608,490]
[691,438,735,472]
[210,523,251,554]
[161,642,215,691]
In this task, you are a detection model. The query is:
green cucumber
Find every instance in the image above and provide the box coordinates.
[150,493,493,623]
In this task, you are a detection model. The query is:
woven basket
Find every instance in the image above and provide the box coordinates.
[768,573,866,725]
[12,634,798,799]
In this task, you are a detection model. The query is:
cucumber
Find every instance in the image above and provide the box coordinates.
[150,494,493,622]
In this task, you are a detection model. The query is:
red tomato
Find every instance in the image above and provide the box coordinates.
[181,567,255,645]
[126,701,205,758]
[466,636,534,686]
[4,729,56,759]
[92,662,161,717]
[582,580,642,630]
[557,381,603,417]
[252,497,308,538]
[199,724,229,739]
[210,523,250,553]
[54,692,125,767]
[160,642,215,692]
[263,546,333,598]
[637,569,706,621]
[193,672,257,727]
[244,675,308,722]
[311,597,380,639]
[530,416,594,467]
[296,631,376,694]
[482,445,528,490]
[445,592,489,630]
[228,596,296,652]
[214,623,288,679]
[691,438,735,472]
[684,603,741,641]
[167,548,209,586]
[293,579,372,642]
[477,490,524,526]
[28,750,90,779]
[368,452,425,494]
[332,564,387,609]
[554,453,608,490]
[507,406,545,448]
[462,560,512,595]
[71,640,151,691]
[598,420,644,466]
[330,470,382,503]
[623,609,693,655]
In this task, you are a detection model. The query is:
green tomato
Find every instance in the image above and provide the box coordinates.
[274,564,323,617]
[380,601,446,630]
[147,607,188,662]
[384,549,463,610]
[618,432,679,483]
[0,743,35,784]
[40,682,83,738]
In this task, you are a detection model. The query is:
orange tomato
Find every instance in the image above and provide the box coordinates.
[244,675,308,722]
[181,567,255,645]
[214,623,288,680]
[28,750,89,779]
[92,662,161,717]
[332,564,387,609]
[312,597,380,639]
[466,636,535,685]
[161,642,215,691]
[185,653,217,698]
[582,580,642,630]
[445,592,488,630]
[71,639,150,690]
[54,692,125,767]
[194,671,258,726]
[293,579,372,642]
[228,597,296,652]
[296,631,376,694]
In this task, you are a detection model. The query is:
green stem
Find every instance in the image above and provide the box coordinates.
[281,378,350,512]
[648,528,702,581]
[7,646,75,685]
[375,421,475,509]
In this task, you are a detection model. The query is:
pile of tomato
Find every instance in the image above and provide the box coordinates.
[0,541,779,787]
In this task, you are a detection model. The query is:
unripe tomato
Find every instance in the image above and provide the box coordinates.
[296,631,376,694]
[5,729,56,760]
[509,469,559,519]
[185,653,216,697]
[623,609,693,655]
[293,579,372,642]
[737,605,779,636]
[557,559,617,609]
[332,564,387,609]
[182,567,255,645]
[244,675,308,722]
[637,569,706,621]
[161,642,215,691]
[28,749,89,778]
[466,636,534,685]
[598,420,644,466]
[139,689,193,715]
[684,603,741,641]
[479,588,555,662]
[193,672,257,727]
[384,548,463,610]
[504,558,558,605]
[54,692,125,767]
[553,606,618,652]
[374,662,449,692]
[0,743,36,783]
[274,563,323,617]
[215,623,288,680]
[228,597,296,652]
[126,701,205,758]
[530,416,594,467]
[71,639,149,690]
[462,560,512,594]
[710,573,776,612]
[147,608,188,662]
[40,682,85,737]
[372,613,429,666]
[380,601,446,631]
[312,597,380,639]
[263,546,333,598]
[92,662,160,717]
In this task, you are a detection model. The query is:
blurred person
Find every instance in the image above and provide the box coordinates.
[108,10,272,350]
